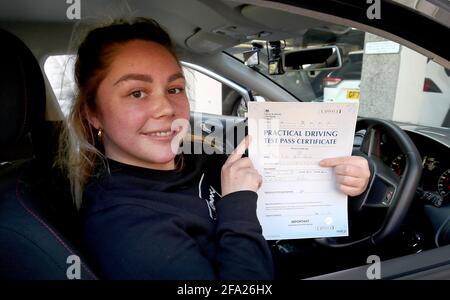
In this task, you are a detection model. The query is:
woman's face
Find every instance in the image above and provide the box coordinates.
[89,40,190,170]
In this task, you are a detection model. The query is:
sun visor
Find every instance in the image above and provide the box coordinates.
[185,29,239,54]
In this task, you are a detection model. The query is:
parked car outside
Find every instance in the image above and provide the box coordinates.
[323,50,363,103]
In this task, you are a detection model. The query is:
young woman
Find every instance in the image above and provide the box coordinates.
[61,18,370,279]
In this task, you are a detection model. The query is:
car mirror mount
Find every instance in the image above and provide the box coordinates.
[267,40,285,75]
[244,40,286,75]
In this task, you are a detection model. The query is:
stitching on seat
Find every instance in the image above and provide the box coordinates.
[15,177,98,280]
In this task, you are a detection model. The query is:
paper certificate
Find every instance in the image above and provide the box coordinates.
[248,102,359,240]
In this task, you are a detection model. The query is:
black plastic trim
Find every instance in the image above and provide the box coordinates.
[270,0,449,62]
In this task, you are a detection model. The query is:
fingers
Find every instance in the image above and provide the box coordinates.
[334,164,362,177]
[319,156,354,167]
[242,168,263,189]
[337,184,363,197]
[321,156,370,179]
[221,136,263,195]
[319,156,367,168]
[335,163,371,180]
[228,157,254,170]
[221,165,263,196]
[320,156,371,197]
[224,135,251,166]
[335,174,366,188]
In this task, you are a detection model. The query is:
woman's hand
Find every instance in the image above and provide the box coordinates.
[319,156,371,197]
[221,136,262,196]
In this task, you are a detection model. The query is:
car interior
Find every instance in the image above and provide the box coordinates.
[0,0,449,280]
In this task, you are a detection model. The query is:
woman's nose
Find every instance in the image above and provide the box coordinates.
[151,93,176,118]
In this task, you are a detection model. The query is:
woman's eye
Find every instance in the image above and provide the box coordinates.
[168,87,184,95]
[130,90,146,99]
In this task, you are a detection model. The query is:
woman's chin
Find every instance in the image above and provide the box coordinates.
[127,143,180,168]
[143,151,177,167]
[153,154,177,165]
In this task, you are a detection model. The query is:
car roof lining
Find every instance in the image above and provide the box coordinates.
[1,1,447,66]
[0,0,338,55]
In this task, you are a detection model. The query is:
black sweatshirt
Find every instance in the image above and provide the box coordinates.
[81,154,274,280]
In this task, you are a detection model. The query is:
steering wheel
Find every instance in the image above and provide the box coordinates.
[315,118,422,248]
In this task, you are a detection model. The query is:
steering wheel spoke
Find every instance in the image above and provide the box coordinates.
[362,156,400,208]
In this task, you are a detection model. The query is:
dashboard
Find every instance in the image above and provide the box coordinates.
[357,124,450,249]
[379,128,450,207]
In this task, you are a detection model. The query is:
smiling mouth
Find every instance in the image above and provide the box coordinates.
[147,130,174,137]
[142,127,182,139]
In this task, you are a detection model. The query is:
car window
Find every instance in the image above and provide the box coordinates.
[331,52,363,80]
[183,66,222,115]
[44,55,76,117]
[226,28,450,128]
[182,63,251,117]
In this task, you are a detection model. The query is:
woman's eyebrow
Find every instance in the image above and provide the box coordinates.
[113,73,153,86]
[168,72,185,82]
[113,72,184,86]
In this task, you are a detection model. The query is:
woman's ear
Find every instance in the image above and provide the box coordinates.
[84,106,102,130]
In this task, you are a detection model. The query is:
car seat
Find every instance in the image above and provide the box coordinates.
[0,28,97,280]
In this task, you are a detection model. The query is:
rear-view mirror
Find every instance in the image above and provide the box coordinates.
[284,45,342,71]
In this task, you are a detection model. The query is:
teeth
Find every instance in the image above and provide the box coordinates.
[150,131,172,137]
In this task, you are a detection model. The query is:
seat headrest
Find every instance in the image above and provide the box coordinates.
[0,28,46,161]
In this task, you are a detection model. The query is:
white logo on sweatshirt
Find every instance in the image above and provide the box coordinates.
[198,173,221,220]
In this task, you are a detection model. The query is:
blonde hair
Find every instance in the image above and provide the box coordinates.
[56,18,180,209]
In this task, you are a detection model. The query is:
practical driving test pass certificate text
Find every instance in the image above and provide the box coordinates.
[248,102,359,240]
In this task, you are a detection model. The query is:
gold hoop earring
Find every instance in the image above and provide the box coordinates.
[97,128,103,141]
